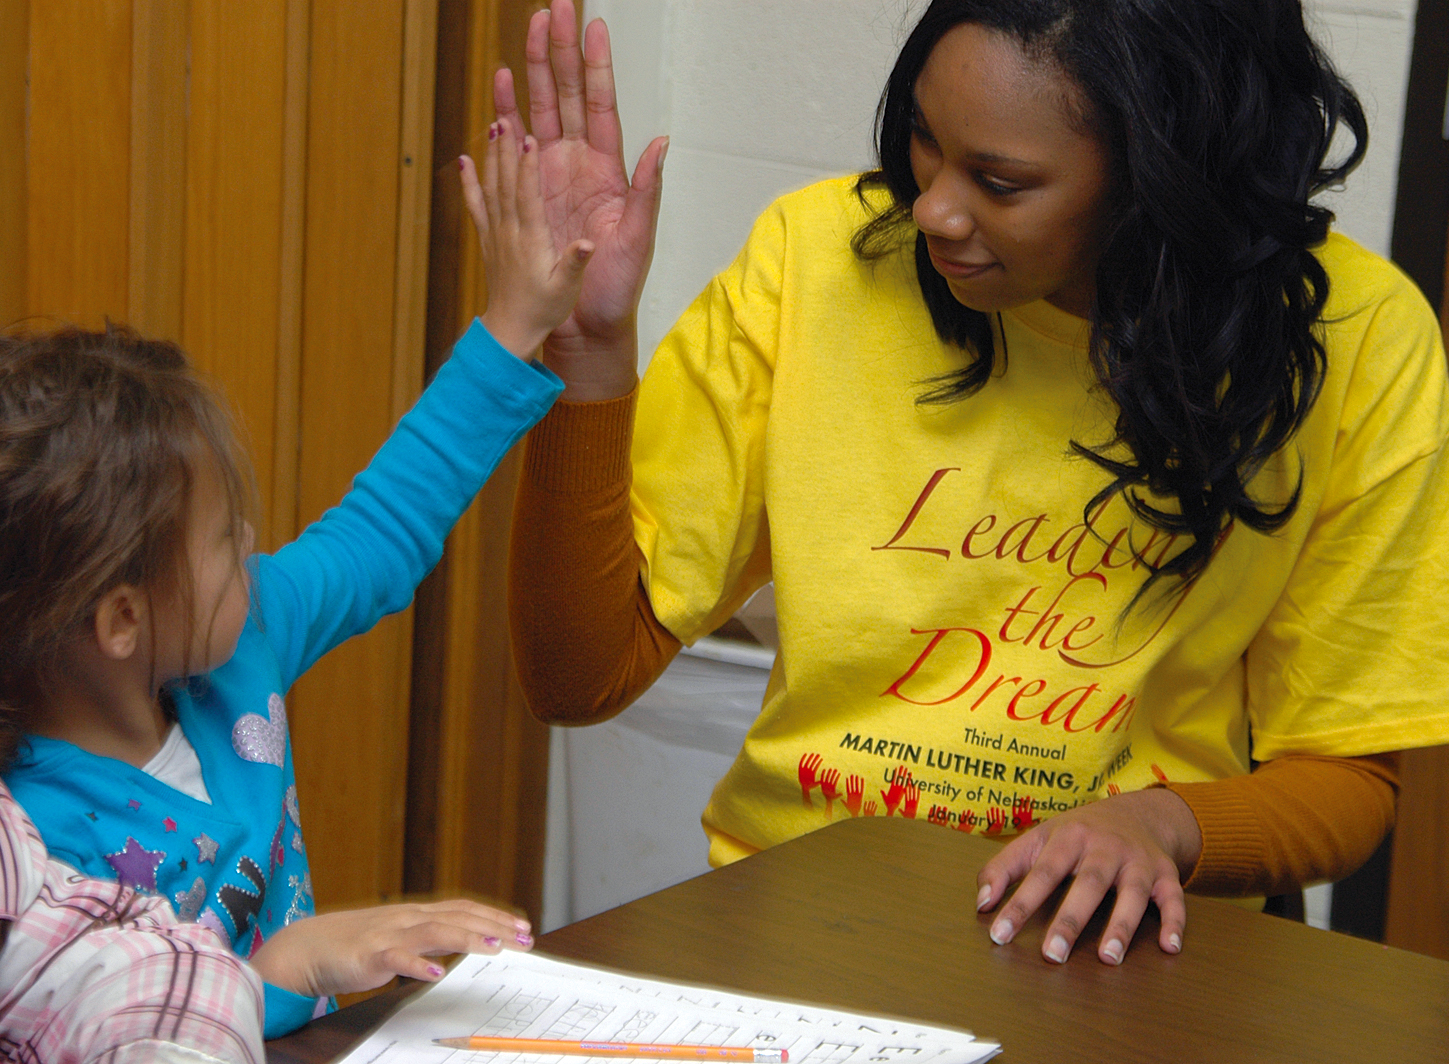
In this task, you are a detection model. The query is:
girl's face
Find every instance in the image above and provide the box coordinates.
[155,460,254,683]
[909,23,1112,318]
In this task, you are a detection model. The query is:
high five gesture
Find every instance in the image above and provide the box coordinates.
[493,0,669,399]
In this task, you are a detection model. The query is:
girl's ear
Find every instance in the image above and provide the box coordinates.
[92,585,146,661]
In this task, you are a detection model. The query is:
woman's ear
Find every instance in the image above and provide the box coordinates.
[92,585,146,661]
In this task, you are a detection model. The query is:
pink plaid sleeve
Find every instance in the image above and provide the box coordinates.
[0,785,265,1064]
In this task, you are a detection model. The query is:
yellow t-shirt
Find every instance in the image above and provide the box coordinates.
[631,176,1449,867]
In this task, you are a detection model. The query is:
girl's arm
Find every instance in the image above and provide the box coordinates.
[256,118,588,687]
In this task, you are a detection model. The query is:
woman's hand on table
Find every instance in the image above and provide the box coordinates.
[975,788,1203,966]
[494,0,668,401]
[250,900,533,998]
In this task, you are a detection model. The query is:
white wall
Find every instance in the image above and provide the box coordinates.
[547,0,1420,932]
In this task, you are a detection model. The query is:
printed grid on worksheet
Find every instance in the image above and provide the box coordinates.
[337,949,998,1064]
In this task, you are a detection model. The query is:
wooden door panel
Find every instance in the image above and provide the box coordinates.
[27,1,131,325]
[12,0,542,931]
[183,0,291,528]
[290,0,413,909]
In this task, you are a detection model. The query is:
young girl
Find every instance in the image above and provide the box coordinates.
[0,118,585,1038]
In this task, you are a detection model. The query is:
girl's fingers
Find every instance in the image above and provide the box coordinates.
[553,240,596,292]
[460,155,487,235]
[497,117,520,223]
[482,125,501,230]
[494,66,522,132]
[379,947,448,985]
[391,904,529,948]
[406,919,507,958]
[417,898,530,933]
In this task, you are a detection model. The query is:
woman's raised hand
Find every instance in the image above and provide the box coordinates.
[495,0,668,400]
[975,788,1203,966]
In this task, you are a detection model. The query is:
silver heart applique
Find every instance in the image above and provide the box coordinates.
[231,693,287,768]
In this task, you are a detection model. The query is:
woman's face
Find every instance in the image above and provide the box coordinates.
[909,23,1112,318]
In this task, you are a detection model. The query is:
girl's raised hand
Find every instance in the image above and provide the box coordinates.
[250,899,533,998]
[463,117,595,360]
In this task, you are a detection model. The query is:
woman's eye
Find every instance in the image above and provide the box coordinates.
[977,174,1020,196]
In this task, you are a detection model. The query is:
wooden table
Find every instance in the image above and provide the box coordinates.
[266,816,1449,1063]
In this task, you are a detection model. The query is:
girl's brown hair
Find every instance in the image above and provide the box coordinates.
[0,324,255,764]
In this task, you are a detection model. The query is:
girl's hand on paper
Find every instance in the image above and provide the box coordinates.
[251,899,533,998]
[975,788,1202,966]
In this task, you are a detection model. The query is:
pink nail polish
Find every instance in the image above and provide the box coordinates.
[484,936,501,948]
[522,139,533,154]
[427,964,445,978]
[488,123,499,141]
[458,157,465,171]
[516,932,534,947]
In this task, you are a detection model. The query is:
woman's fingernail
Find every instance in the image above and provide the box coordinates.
[989,919,1013,945]
[1102,939,1124,965]
[427,964,445,978]
[488,123,499,141]
[659,136,670,170]
[516,932,534,947]
[976,885,992,911]
[1045,935,1070,964]
[458,156,465,170]
[484,936,501,948]
[1167,933,1182,953]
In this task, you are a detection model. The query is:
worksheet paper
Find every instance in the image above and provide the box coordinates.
[337,951,999,1064]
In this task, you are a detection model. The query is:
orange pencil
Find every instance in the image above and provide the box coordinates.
[430,1037,786,1061]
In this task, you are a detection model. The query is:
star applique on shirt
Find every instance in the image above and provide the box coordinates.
[127,799,141,810]
[104,837,165,891]
[193,833,219,864]
[163,817,178,833]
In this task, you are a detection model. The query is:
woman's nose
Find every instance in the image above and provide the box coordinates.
[913,171,975,241]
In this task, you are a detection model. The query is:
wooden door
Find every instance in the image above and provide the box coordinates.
[0,0,552,926]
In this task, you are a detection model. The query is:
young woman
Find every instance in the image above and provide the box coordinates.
[505,0,1449,967]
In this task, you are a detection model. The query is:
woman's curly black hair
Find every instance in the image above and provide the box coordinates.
[854,0,1367,593]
